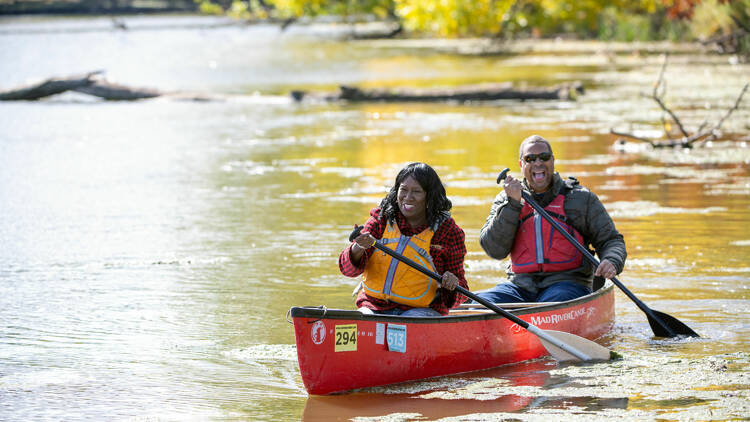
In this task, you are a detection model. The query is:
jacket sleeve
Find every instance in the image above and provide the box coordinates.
[432,218,468,309]
[338,208,385,277]
[579,191,627,274]
[479,191,523,260]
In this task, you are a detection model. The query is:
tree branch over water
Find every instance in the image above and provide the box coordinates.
[611,54,749,148]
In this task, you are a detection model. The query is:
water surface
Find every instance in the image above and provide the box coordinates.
[1,15,748,421]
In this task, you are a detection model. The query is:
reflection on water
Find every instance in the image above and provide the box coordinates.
[301,360,632,421]
[1,14,749,421]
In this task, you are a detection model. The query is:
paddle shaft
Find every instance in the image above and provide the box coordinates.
[349,225,606,361]
[363,239,594,360]
[369,241,534,329]
[498,171,678,337]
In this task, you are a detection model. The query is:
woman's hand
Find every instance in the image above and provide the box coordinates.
[441,271,459,291]
[349,230,376,265]
[352,231,376,252]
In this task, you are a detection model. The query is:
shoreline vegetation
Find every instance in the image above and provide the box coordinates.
[2,2,747,148]
[1,0,748,56]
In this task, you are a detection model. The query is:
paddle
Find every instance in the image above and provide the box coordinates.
[496,168,699,338]
[349,226,617,362]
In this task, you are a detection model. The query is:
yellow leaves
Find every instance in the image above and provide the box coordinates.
[197,1,224,15]
[394,0,514,37]
[255,0,746,45]
[227,0,251,19]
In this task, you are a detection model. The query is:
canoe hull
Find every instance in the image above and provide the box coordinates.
[291,282,614,395]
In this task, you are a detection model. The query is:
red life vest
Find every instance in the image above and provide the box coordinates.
[510,194,584,273]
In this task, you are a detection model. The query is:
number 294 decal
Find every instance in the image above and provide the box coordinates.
[334,324,357,352]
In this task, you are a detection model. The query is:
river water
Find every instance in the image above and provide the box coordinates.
[1,14,748,421]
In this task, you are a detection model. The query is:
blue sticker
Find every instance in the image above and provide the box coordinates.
[386,324,406,353]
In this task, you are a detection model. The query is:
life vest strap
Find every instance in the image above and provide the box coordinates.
[520,209,567,224]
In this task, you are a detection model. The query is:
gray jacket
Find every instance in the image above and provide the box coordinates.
[479,173,627,293]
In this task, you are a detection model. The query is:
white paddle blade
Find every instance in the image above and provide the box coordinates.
[539,330,614,362]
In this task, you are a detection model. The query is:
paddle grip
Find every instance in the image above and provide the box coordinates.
[349,225,364,242]
[496,168,511,184]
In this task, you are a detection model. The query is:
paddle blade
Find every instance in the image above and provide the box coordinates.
[647,310,700,338]
[539,330,617,362]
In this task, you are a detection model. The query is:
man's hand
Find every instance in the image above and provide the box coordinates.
[594,259,617,279]
[503,174,523,202]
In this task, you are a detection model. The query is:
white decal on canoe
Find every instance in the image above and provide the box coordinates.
[311,320,326,345]
[376,323,385,345]
[529,307,587,326]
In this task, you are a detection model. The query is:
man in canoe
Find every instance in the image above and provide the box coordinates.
[476,135,627,303]
[340,162,468,316]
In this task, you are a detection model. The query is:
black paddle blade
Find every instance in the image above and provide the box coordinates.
[647,310,700,338]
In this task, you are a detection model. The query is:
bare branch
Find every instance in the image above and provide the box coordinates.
[652,53,668,98]
[610,129,658,147]
[685,83,749,146]
[661,115,674,140]
[650,55,690,138]
[711,82,748,132]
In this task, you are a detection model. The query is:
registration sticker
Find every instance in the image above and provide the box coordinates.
[334,324,357,352]
[386,324,406,353]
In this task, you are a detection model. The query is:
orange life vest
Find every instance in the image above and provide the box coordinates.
[362,222,438,307]
[510,194,584,273]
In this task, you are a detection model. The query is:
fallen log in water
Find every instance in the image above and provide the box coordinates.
[0,72,164,101]
[291,82,583,103]
[1,72,583,104]
[74,79,162,100]
[0,71,101,100]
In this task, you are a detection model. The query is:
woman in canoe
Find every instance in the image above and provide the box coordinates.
[339,162,468,316]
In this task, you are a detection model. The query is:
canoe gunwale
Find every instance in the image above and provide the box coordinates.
[290,280,614,324]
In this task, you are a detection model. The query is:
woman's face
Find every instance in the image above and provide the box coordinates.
[397,175,427,227]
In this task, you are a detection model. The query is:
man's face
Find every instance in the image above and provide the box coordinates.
[520,142,554,193]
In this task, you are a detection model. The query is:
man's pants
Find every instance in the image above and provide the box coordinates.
[473,281,591,303]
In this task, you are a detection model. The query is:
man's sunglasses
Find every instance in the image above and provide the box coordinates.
[522,152,553,163]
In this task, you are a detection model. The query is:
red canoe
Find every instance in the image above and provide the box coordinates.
[290,281,615,395]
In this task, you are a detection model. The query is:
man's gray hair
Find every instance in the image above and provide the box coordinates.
[518,135,553,159]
